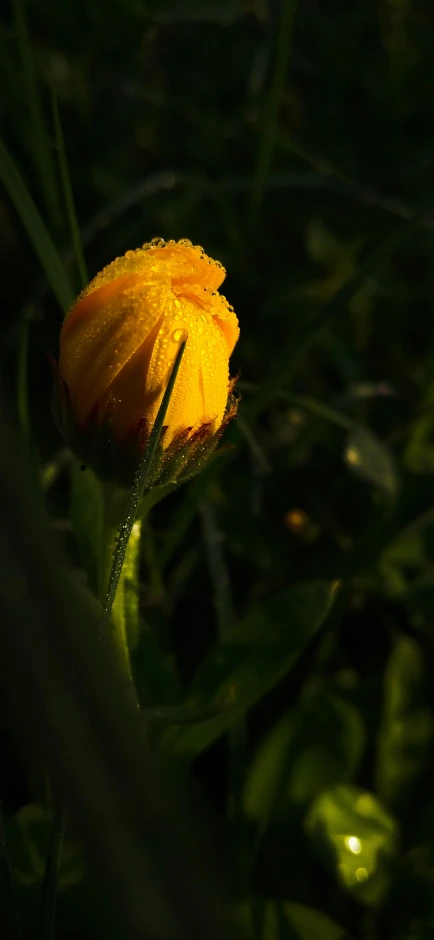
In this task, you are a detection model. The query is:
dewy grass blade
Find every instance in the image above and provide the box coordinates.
[12,0,61,230]
[52,95,88,290]
[104,341,186,615]
[0,138,74,312]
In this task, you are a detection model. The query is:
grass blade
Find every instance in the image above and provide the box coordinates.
[248,0,298,230]
[12,0,61,230]
[0,138,74,312]
[52,96,88,290]
[105,341,186,614]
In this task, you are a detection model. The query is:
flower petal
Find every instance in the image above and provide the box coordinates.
[144,240,226,292]
[60,274,171,425]
[144,293,204,443]
[199,314,230,428]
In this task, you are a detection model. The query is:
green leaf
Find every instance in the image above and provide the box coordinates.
[344,425,398,497]
[306,785,399,906]
[5,804,84,890]
[404,397,434,474]
[379,532,425,598]
[238,897,353,940]
[376,636,433,809]
[0,138,74,312]
[244,689,365,822]
[162,581,338,758]
[70,461,103,595]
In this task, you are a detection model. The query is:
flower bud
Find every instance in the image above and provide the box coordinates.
[55,238,240,486]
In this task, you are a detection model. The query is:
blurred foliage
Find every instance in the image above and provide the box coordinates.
[2,0,434,938]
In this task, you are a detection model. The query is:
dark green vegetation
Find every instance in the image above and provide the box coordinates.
[2,1,434,938]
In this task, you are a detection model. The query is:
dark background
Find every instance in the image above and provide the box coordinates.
[3,1,434,938]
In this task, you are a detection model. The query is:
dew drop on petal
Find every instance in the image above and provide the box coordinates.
[172,328,188,343]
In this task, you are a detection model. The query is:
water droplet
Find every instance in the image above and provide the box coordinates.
[346,446,360,466]
[345,836,362,854]
[172,328,188,343]
[152,262,167,273]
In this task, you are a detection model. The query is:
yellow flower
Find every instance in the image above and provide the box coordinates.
[57,238,239,485]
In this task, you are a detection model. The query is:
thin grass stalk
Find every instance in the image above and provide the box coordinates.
[12,0,61,229]
[52,95,88,290]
